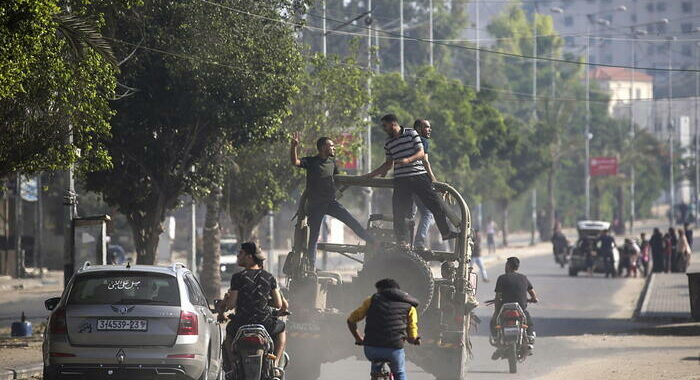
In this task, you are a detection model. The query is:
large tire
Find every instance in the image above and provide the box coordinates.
[356,249,434,314]
[507,343,518,374]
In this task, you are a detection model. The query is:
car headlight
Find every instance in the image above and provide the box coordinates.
[220,265,227,272]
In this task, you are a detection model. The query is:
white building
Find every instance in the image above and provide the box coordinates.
[590,67,654,114]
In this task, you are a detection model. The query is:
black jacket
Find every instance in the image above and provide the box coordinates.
[363,289,419,349]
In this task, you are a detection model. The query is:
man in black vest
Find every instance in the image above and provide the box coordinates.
[347,279,420,380]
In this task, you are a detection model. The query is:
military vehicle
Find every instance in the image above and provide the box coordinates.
[282,175,478,380]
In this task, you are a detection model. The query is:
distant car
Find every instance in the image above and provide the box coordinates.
[219,237,242,280]
[42,263,223,379]
[568,220,619,276]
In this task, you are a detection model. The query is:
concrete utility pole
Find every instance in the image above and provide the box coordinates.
[366,0,373,215]
[668,37,675,226]
[190,166,196,275]
[630,33,637,234]
[63,128,77,286]
[429,0,433,67]
[322,0,327,55]
[15,175,22,278]
[531,4,538,243]
[475,0,480,91]
[585,24,591,219]
[696,42,700,226]
[400,0,404,79]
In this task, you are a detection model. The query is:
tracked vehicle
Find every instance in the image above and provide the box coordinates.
[282,175,477,380]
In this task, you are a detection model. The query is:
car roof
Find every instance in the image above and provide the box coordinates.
[76,263,186,276]
[577,220,611,231]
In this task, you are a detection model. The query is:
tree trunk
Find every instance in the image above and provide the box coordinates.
[544,165,557,240]
[500,200,509,247]
[592,181,601,220]
[236,222,257,244]
[200,187,222,301]
[127,209,165,265]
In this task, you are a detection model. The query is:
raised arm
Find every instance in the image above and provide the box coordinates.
[290,132,301,167]
[365,157,394,178]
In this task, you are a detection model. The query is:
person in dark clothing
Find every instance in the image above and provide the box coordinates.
[551,226,569,259]
[218,242,287,367]
[581,236,596,276]
[684,222,693,249]
[291,133,374,267]
[365,114,458,246]
[650,228,664,272]
[639,233,651,277]
[597,229,617,278]
[663,232,673,273]
[490,257,539,359]
[668,227,679,272]
[347,279,420,380]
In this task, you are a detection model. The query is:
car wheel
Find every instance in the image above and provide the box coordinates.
[43,365,59,380]
[568,267,578,277]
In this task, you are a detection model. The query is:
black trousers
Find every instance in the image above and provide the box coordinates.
[393,174,452,243]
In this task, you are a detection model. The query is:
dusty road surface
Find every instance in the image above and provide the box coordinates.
[316,243,700,380]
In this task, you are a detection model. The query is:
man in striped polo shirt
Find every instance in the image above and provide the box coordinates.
[365,114,458,245]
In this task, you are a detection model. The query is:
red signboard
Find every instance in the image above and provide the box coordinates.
[590,157,618,176]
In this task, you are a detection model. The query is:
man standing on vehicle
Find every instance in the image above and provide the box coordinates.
[347,278,420,380]
[410,119,437,250]
[218,242,287,369]
[598,229,617,278]
[365,114,458,247]
[490,257,538,359]
[291,133,374,267]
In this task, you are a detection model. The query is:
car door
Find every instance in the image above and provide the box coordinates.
[185,274,221,372]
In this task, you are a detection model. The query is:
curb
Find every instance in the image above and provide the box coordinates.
[1,364,43,380]
[634,272,655,320]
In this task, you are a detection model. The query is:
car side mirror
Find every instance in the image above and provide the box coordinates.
[210,299,222,313]
[45,297,61,311]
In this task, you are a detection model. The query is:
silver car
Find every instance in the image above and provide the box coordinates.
[42,263,223,379]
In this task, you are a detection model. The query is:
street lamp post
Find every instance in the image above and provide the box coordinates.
[668,36,676,226]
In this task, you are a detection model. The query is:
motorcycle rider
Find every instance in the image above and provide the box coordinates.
[347,278,421,380]
[551,224,569,262]
[218,242,287,369]
[490,257,539,359]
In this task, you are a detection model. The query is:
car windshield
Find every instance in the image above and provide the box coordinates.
[221,243,237,256]
[67,271,180,306]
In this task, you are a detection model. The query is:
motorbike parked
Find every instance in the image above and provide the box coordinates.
[487,300,535,374]
[223,310,290,380]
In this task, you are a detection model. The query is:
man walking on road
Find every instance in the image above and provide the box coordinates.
[291,133,373,267]
[598,229,616,278]
[365,114,458,246]
[486,219,498,254]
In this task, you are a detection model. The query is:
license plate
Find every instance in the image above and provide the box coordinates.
[503,327,520,336]
[97,319,148,331]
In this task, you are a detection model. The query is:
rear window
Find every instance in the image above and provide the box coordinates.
[68,272,180,306]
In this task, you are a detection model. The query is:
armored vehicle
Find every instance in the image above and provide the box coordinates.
[282,175,477,380]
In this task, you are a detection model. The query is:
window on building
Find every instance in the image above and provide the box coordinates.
[657,23,667,33]
[636,88,642,99]
[682,23,694,33]
[656,2,666,11]
[631,14,638,22]
[646,2,654,12]
[604,54,613,64]
[647,45,655,55]
[564,16,573,26]
[657,44,667,53]
[682,44,692,57]
[565,36,575,47]
[682,1,692,12]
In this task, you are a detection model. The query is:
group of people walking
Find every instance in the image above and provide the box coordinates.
[648,223,693,273]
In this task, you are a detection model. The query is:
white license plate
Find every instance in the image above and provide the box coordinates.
[503,327,520,336]
[97,319,148,331]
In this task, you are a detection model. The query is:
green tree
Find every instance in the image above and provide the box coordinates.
[224,53,370,242]
[0,0,117,178]
[85,0,305,266]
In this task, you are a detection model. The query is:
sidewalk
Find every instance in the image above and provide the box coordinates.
[638,259,700,321]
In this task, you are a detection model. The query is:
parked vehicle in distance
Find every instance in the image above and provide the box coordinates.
[219,237,242,280]
[42,262,223,380]
[568,220,619,276]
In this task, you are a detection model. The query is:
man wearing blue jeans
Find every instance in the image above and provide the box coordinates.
[347,279,421,380]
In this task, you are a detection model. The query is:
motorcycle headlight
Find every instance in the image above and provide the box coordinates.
[220,265,227,272]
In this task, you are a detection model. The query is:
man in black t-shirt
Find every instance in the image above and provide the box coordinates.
[490,257,538,357]
[291,133,373,267]
[218,242,287,367]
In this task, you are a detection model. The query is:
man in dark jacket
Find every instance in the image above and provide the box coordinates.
[347,279,420,380]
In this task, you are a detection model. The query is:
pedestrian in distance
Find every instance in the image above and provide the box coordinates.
[663,232,673,273]
[677,228,692,273]
[650,228,664,273]
[597,229,616,278]
[486,219,498,254]
[365,114,459,247]
[582,235,596,277]
[291,133,374,268]
[347,278,421,380]
[473,229,489,283]
[668,227,679,272]
[639,233,651,277]
[684,222,693,249]
[620,238,640,278]
[410,119,437,251]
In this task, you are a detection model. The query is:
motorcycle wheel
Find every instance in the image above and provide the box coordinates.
[507,343,518,374]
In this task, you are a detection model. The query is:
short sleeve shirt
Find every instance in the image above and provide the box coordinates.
[299,155,338,205]
[230,269,278,324]
[384,128,427,178]
[495,272,533,310]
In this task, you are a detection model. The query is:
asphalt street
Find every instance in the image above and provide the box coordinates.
[318,246,651,380]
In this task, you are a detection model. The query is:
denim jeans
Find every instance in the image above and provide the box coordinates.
[363,346,406,380]
[307,200,372,267]
[473,256,488,280]
[411,196,434,249]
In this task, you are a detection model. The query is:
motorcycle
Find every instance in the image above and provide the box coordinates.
[223,310,290,380]
[553,245,570,268]
[487,299,535,374]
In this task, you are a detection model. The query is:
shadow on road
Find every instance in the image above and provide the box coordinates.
[471,317,652,337]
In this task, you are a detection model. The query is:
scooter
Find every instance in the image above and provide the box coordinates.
[224,310,290,380]
[487,300,535,374]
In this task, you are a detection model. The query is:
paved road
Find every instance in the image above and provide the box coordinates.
[318,246,650,380]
